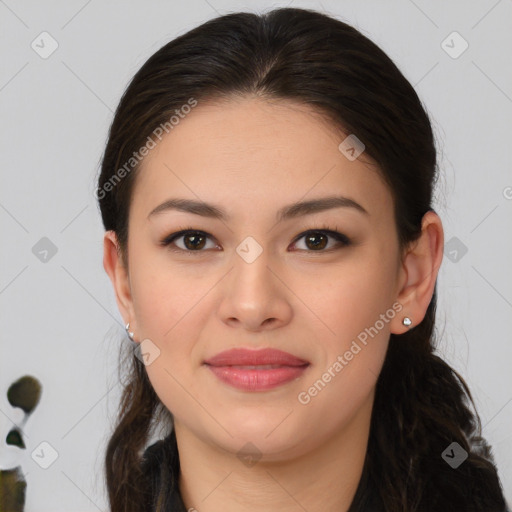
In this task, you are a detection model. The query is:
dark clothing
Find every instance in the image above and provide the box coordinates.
[141,429,510,512]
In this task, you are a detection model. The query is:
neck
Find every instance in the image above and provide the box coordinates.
[174,391,374,512]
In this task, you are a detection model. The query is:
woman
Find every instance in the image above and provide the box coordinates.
[97,7,509,511]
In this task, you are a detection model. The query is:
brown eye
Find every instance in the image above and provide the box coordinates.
[162,230,217,252]
[182,232,207,250]
[304,232,328,250]
[292,229,351,252]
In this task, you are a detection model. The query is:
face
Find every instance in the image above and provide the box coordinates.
[113,97,408,460]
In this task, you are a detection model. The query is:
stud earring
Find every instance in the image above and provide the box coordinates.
[402,317,412,328]
[125,322,135,341]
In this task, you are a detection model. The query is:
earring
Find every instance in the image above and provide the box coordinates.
[125,323,135,341]
[402,317,412,328]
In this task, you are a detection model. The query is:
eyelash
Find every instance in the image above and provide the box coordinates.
[160,224,352,255]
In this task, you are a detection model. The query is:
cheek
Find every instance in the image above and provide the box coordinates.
[296,271,393,426]
[308,253,398,344]
[297,253,397,403]
[129,256,221,393]
[130,264,211,417]
[129,246,204,340]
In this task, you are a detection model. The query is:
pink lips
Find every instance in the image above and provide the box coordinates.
[203,348,310,391]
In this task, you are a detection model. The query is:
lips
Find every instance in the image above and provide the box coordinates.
[203,348,309,367]
[203,348,310,391]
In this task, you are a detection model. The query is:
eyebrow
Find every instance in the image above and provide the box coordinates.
[148,195,369,223]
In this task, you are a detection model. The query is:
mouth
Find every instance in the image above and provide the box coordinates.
[203,347,309,367]
[203,348,310,391]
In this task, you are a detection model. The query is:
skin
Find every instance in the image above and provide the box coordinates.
[103,96,444,512]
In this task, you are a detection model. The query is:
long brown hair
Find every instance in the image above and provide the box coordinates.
[96,7,508,511]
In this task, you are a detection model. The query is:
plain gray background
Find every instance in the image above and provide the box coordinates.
[1,0,511,510]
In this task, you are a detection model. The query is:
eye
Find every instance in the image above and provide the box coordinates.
[161,227,218,253]
[291,227,351,252]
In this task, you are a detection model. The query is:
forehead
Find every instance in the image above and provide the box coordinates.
[130,97,394,226]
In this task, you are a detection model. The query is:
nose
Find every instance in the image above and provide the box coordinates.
[217,249,293,333]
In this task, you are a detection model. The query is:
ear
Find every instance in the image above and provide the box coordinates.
[391,211,444,334]
[103,230,138,338]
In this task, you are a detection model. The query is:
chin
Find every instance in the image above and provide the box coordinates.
[216,416,305,457]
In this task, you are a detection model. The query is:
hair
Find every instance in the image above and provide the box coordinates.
[96,7,508,512]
